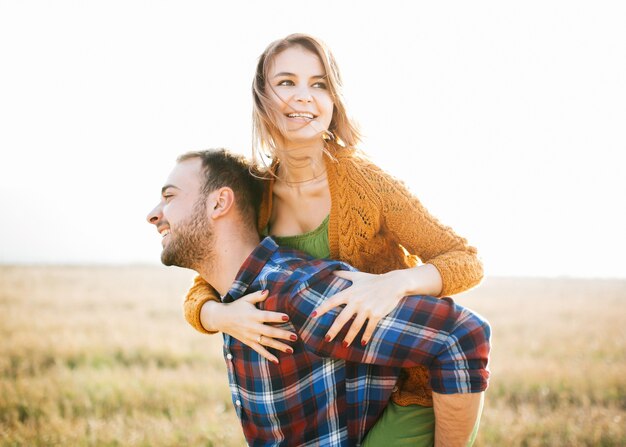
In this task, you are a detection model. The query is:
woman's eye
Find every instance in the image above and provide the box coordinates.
[312,81,327,89]
[277,79,294,86]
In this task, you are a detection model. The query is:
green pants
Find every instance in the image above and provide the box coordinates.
[361,400,482,447]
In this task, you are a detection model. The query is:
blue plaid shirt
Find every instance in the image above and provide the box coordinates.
[222,237,490,446]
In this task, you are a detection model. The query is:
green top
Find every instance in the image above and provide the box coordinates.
[267,215,331,259]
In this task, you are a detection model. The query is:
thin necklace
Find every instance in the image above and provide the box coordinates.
[275,156,327,186]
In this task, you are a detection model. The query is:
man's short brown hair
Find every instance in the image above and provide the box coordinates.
[177,149,262,229]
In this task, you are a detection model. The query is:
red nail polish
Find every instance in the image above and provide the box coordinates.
[261,290,269,295]
[286,348,293,354]
[311,311,317,318]
[290,334,297,341]
[324,335,331,342]
[361,339,368,346]
[282,315,289,322]
[342,341,349,348]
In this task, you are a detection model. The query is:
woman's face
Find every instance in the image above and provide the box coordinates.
[267,46,334,145]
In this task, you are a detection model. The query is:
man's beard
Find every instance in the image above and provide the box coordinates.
[161,200,214,270]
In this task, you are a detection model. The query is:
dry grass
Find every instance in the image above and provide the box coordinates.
[456,278,626,446]
[0,266,624,446]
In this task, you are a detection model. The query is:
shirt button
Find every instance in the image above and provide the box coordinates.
[226,354,233,360]
[235,400,241,407]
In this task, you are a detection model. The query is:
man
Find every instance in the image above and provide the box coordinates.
[147,149,491,446]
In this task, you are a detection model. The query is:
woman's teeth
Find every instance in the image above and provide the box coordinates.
[287,112,314,119]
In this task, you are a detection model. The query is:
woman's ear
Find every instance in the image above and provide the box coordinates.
[208,187,236,220]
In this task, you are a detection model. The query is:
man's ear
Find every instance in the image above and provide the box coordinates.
[208,187,236,220]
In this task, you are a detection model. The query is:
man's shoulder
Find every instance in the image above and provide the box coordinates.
[268,245,353,275]
[262,245,354,292]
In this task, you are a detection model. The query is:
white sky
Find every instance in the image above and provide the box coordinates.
[1,1,625,278]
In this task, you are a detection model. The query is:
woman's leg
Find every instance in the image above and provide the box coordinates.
[433,392,484,447]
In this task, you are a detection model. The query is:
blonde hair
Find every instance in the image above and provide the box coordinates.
[251,34,361,166]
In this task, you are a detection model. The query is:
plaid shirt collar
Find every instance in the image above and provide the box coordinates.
[222,236,278,303]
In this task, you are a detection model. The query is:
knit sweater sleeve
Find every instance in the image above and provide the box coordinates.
[184,275,220,334]
[357,158,483,296]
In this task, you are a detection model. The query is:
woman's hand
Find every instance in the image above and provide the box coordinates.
[202,290,298,364]
[312,270,409,347]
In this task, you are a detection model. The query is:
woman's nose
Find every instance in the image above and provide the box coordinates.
[294,86,312,103]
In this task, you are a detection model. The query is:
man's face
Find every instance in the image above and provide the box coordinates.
[146,158,214,269]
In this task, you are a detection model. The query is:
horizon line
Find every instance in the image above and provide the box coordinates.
[1,262,625,281]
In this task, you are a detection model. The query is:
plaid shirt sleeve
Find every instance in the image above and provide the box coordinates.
[284,264,491,394]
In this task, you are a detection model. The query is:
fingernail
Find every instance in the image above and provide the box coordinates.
[286,348,293,354]
[261,290,269,295]
[311,311,317,318]
[361,339,368,346]
[282,315,289,321]
[324,335,331,342]
[290,334,297,341]
[342,341,349,348]
[272,359,279,364]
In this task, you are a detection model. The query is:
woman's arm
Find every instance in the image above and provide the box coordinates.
[184,275,221,334]
[184,275,297,363]
[314,158,483,346]
[376,170,483,296]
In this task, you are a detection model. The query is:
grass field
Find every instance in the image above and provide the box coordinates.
[0,266,624,446]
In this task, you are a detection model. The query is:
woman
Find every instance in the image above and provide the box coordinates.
[187,34,484,446]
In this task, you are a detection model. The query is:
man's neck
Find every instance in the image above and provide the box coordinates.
[196,231,260,297]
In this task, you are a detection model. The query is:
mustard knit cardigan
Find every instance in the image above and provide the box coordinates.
[184,147,483,406]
